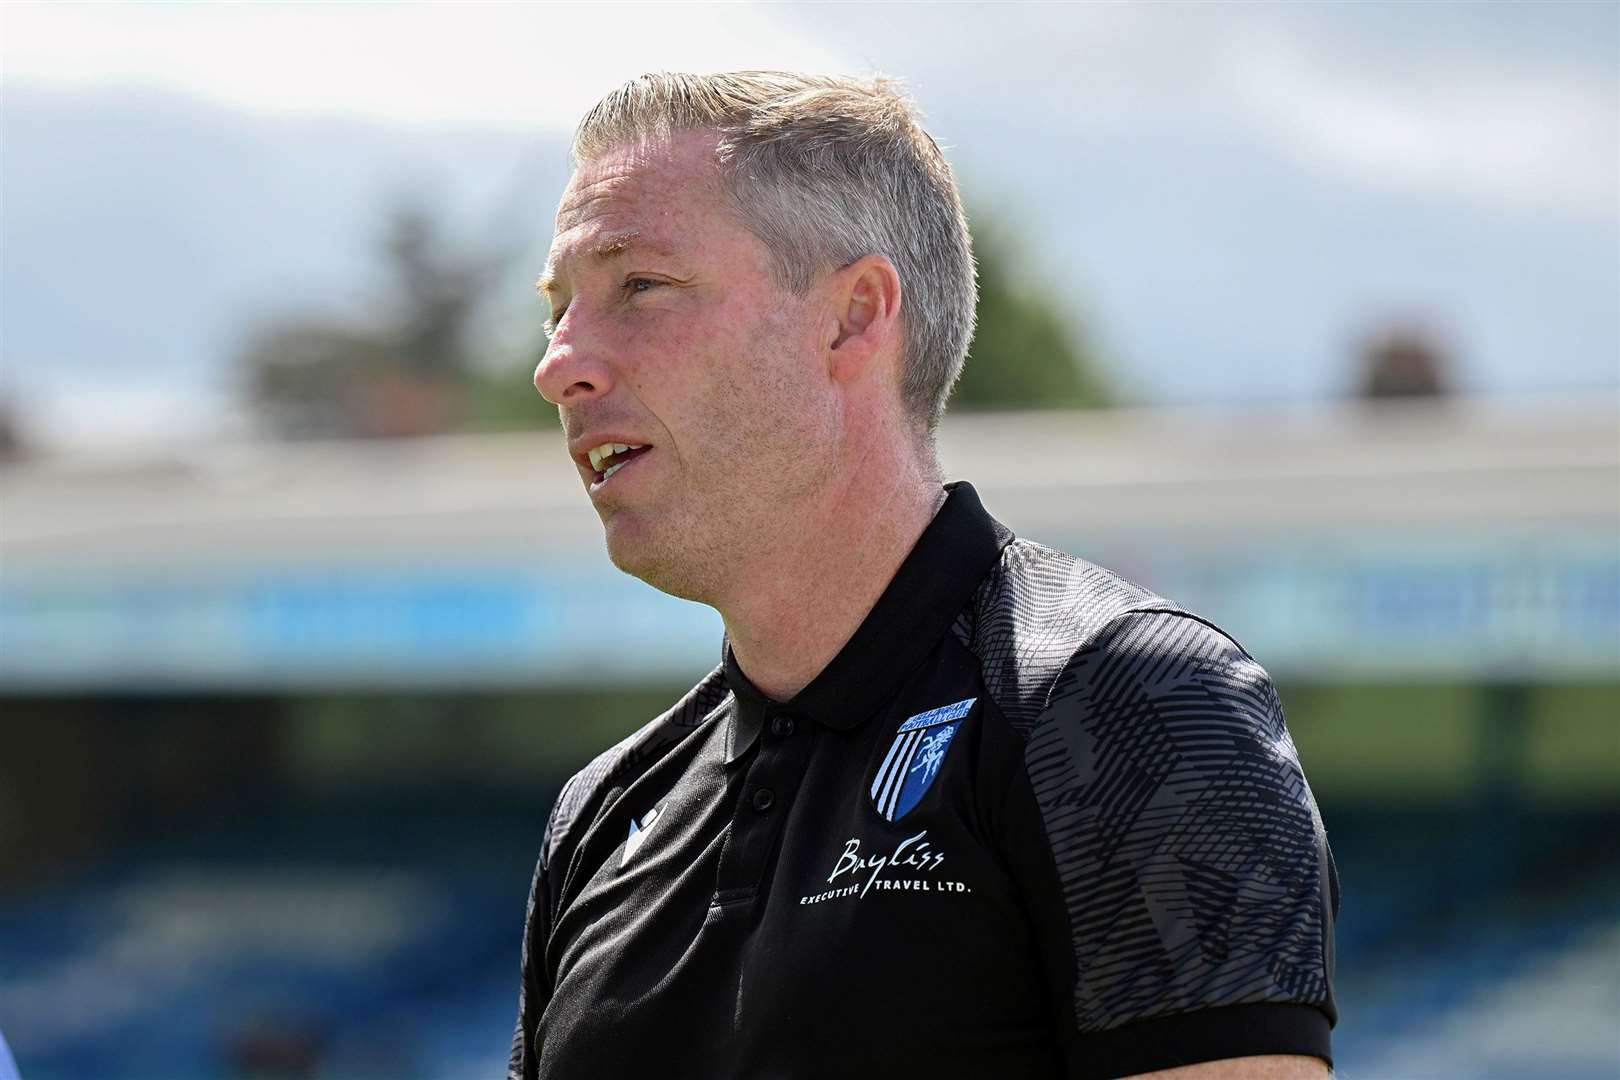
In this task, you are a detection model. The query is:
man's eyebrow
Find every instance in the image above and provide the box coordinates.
[535,231,678,296]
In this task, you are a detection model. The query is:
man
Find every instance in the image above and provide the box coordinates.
[513,72,1338,1079]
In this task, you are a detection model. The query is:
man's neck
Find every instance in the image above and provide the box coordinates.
[719,461,945,702]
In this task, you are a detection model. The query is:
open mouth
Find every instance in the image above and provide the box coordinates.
[585,442,652,490]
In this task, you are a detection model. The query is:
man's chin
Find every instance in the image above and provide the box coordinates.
[602,518,712,603]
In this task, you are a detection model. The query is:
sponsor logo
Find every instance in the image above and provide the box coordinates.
[797,831,973,906]
[869,697,975,822]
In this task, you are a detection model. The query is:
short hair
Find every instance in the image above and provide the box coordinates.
[572,71,977,433]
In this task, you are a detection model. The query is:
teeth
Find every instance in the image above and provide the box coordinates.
[602,460,627,481]
[586,442,646,473]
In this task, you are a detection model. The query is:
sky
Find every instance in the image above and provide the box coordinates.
[2,1,1616,447]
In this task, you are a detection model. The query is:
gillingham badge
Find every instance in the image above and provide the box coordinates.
[869,697,975,822]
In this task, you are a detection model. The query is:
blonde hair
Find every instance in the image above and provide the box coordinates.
[573,71,977,432]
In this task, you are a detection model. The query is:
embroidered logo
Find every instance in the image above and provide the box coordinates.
[797,830,974,906]
[620,805,661,868]
[869,697,974,822]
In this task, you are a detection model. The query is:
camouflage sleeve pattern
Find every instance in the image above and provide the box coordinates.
[1025,609,1337,1039]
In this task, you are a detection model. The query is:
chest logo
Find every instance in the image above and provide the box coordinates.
[620,805,661,868]
[869,697,975,822]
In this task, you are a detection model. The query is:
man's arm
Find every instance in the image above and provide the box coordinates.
[1005,608,1339,1079]
[509,773,580,1080]
[507,844,550,1080]
[1127,1055,1332,1079]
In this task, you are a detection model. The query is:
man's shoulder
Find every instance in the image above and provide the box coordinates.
[543,665,731,868]
[958,535,1191,733]
[973,534,1175,621]
[964,538,1338,1049]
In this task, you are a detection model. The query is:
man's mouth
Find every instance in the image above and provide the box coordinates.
[586,442,652,488]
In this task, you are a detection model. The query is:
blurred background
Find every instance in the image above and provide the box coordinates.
[1,3,1616,1078]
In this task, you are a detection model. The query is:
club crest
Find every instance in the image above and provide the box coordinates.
[869,698,975,822]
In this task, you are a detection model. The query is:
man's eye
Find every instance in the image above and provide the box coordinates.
[625,277,659,295]
[544,307,566,335]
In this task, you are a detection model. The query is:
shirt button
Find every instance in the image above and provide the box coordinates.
[752,788,775,813]
[770,715,796,738]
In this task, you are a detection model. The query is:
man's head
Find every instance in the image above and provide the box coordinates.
[535,72,975,602]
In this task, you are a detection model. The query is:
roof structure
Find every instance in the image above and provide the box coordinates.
[4,398,1615,687]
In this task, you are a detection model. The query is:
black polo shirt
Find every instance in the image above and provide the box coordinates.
[510,482,1337,1079]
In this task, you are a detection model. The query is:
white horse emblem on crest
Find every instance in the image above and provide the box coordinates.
[869,697,976,822]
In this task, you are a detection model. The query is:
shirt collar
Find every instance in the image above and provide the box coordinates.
[723,481,1012,764]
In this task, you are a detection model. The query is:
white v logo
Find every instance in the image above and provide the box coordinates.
[620,806,661,868]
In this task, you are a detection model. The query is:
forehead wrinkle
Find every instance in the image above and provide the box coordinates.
[537,134,726,299]
[537,230,683,297]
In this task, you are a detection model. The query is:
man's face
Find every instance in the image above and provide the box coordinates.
[535,131,839,602]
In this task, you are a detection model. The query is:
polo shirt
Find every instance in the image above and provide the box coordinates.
[509,481,1338,1079]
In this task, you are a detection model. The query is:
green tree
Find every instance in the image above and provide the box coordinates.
[239,204,552,439]
[240,204,1109,440]
[950,223,1111,411]
[241,321,399,440]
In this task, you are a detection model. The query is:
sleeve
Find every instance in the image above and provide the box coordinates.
[508,778,576,1080]
[0,1027,19,1080]
[1015,609,1338,1079]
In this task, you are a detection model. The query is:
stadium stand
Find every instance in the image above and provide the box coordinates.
[2,398,1614,1078]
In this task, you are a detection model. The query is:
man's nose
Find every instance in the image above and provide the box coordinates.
[534,318,614,405]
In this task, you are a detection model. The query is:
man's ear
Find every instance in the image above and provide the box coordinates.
[825,254,903,384]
